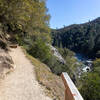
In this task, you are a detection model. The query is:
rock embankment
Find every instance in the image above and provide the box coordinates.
[0,48,15,79]
[48,44,66,64]
[0,47,52,100]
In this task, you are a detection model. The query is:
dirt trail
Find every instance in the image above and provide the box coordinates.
[0,47,52,100]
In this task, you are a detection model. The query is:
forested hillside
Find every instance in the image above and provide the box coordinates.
[51,18,100,100]
[0,0,52,64]
[80,58,100,100]
[52,18,100,58]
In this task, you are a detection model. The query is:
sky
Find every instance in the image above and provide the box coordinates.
[47,0,100,29]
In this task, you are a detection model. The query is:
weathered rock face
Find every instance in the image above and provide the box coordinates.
[48,44,66,64]
[0,48,14,79]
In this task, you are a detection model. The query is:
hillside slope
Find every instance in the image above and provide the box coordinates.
[0,47,52,100]
[52,17,100,58]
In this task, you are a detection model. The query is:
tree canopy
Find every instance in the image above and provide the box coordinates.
[0,0,50,42]
[80,59,100,100]
[51,17,100,58]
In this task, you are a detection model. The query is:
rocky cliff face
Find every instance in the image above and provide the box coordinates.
[48,44,66,64]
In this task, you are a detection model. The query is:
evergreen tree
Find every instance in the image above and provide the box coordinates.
[0,0,50,42]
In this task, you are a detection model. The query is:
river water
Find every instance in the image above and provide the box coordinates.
[75,53,89,62]
[75,53,93,73]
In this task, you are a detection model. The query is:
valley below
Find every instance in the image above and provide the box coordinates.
[75,53,93,77]
[50,45,93,79]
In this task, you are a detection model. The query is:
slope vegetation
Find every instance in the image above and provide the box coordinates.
[52,17,100,58]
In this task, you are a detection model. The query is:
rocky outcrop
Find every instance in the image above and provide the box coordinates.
[48,44,66,64]
[0,48,15,79]
[0,26,16,79]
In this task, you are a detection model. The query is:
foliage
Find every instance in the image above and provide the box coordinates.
[55,47,80,80]
[27,39,51,63]
[58,47,75,59]
[52,17,100,58]
[80,59,100,100]
[0,0,51,42]
[1,0,55,75]
[93,58,100,74]
[47,56,69,75]
[80,73,100,100]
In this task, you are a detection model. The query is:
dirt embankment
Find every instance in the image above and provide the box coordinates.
[0,48,15,79]
[0,47,52,100]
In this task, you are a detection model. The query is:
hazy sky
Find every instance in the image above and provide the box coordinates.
[47,0,100,29]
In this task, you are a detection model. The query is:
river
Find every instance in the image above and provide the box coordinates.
[75,53,93,73]
[75,53,89,61]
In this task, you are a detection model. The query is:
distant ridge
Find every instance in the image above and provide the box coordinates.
[51,17,100,58]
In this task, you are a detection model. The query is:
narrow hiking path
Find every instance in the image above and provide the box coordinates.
[0,47,52,100]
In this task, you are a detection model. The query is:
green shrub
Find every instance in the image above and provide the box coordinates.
[80,59,100,100]
[28,39,51,63]
[80,73,100,100]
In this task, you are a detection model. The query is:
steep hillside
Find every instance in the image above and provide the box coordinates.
[25,50,65,100]
[0,47,52,100]
[52,17,100,58]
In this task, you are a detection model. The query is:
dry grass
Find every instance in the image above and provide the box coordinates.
[22,48,65,100]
